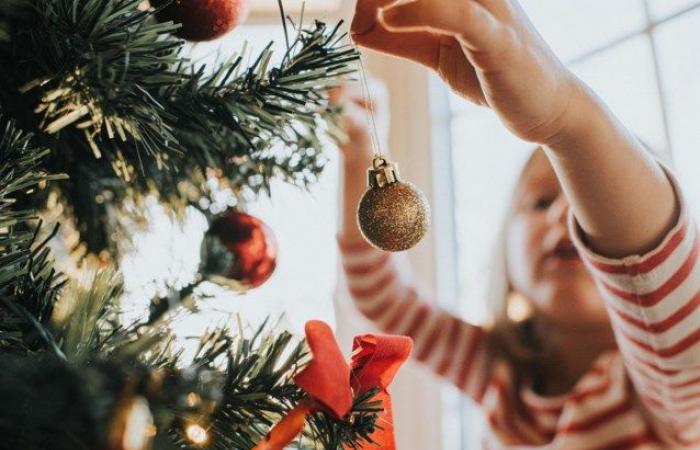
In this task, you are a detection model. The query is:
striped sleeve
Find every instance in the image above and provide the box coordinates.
[568,170,700,445]
[338,237,491,402]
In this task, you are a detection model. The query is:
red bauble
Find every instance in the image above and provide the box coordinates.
[208,210,277,289]
[152,0,250,42]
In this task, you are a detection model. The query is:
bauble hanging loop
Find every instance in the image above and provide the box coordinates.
[357,156,431,252]
[367,156,399,188]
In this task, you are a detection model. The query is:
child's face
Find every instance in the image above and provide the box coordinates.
[505,151,609,327]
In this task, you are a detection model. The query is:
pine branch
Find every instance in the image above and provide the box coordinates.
[0,4,384,450]
[303,388,384,450]
[0,1,357,252]
[53,269,123,359]
[0,112,67,356]
[1,0,183,158]
[203,326,308,449]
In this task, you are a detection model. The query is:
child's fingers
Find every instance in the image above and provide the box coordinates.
[341,101,367,128]
[340,83,366,102]
[472,0,513,20]
[351,0,400,37]
[351,0,444,69]
[329,83,372,108]
[380,0,503,51]
[352,26,443,70]
[329,86,360,105]
[328,86,343,103]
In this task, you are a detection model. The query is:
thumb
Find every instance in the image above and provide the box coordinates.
[351,0,444,70]
[351,0,398,37]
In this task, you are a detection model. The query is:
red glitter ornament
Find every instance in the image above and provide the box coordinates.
[207,210,277,289]
[152,0,250,42]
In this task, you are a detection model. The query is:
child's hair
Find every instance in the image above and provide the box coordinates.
[483,147,551,375]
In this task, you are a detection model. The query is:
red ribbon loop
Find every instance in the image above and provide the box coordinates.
[252,321,412,450]
[351,334,412,393]
[348,334,412,450]
[293,321,353,418]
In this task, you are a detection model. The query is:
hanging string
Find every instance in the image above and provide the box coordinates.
[356,51,385,162]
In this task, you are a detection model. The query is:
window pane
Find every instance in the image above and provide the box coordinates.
[656,8,700,213]
[450,0,647,115]
[571,36,667,154]
[521,0,646,62]
[649,0,700,20]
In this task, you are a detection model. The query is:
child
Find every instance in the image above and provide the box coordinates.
[336,0,700,448]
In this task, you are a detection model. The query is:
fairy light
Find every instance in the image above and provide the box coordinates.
[186,392,201,408]
[506,293,533,323]
[185,423,209,446]
[122,397,155,450]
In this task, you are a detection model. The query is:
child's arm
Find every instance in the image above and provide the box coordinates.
[339,238,491,401]
[334,85,492,402]
[569,177,700,445]
[351,0,678,258]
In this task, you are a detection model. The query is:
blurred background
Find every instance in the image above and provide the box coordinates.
[122,1,700,448]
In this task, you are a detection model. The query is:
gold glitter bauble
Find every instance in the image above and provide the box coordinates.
[357,158,431,252]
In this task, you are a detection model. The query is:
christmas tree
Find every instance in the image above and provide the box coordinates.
[0,1,410,449]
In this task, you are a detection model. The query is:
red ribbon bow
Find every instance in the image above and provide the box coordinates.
[253,320,412,450]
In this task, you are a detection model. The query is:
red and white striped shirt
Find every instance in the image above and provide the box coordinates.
[339,178,700,449]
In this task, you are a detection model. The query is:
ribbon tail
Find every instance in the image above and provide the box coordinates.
[347,334,412,450]
[342,389,396,450]
[370,390,396,449]
[252,401,313,450]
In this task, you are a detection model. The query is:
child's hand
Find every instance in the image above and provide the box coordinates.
[330,81,390,168]
[351,0,582,145]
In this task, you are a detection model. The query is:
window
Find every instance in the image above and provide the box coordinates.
[655,8,700,210]
[442,1,700,448]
